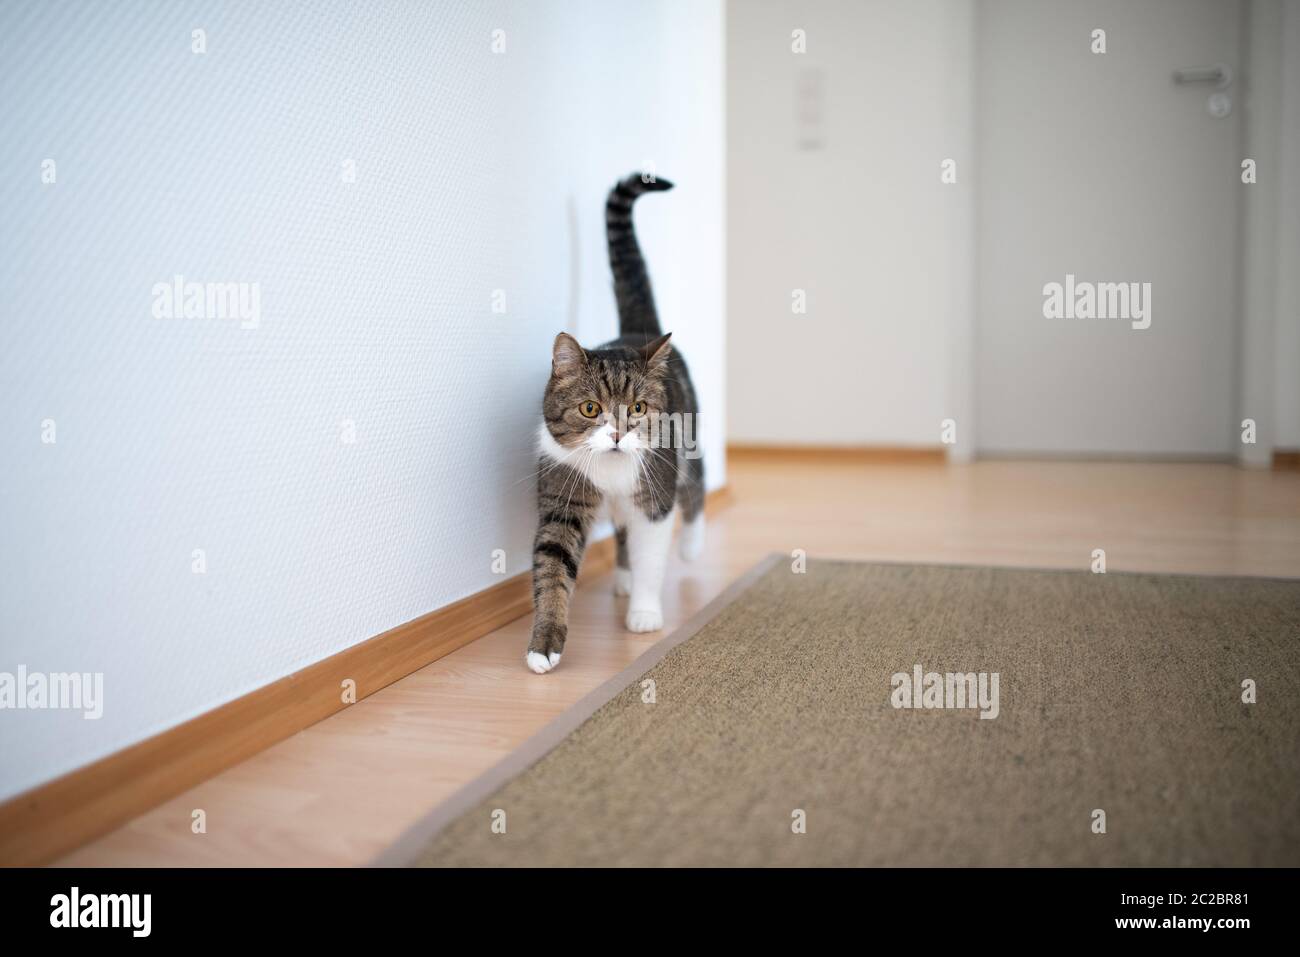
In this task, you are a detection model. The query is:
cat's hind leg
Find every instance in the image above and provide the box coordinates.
[677,453,706,562]
[613,525,632,596]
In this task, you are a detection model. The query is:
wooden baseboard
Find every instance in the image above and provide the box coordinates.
[0,486,731,866]
[1274,450,1300,471]
[728,444,946,465]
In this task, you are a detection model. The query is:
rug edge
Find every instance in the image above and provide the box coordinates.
[800,556,1300,584]
[370,552,784,867]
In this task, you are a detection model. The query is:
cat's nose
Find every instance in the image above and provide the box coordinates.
[610,432,622,445]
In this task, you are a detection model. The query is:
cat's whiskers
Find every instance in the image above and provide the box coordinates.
[511,437,588,489]
[550,439,595,511]
[633,448,678,512]
[560,446,597,512]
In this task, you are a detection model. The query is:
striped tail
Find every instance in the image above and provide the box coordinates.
[606,172,674,338]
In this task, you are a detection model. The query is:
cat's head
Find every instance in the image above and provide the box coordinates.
[542,331,673,455]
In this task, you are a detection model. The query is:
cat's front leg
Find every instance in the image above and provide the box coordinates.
[526,483,597,674]
[623,506,676,633]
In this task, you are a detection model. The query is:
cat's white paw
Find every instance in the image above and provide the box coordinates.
[679,517,705,562]
[526,651,559,674]
[613,568,633,596]
[626,606,664,633]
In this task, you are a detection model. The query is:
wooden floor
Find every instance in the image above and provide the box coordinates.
[59,456,1300,866]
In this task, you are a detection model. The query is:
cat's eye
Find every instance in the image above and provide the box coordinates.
[630,401,646,416]
[579,400,601,418]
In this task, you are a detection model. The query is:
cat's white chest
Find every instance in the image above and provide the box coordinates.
[582,450,639,497]
[537,420,639,497]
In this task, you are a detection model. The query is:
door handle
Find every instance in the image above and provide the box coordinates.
[1172,64,1232,88]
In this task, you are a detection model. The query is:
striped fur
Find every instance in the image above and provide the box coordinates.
[527,172,705,671]
[606,171,673,338]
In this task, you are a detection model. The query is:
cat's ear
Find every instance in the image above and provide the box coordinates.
[641,332,672,369]
[552,332,586,376]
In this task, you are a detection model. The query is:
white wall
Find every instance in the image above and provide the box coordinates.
[0,0,725,801]
[1239,0,1282,466]
[1236,0,1300,458]
[1276,0,1300,449]
[726,0,975,449]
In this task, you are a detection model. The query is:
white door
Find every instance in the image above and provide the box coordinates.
[976,0,1241,456]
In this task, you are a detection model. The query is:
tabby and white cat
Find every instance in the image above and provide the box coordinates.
[526,173,705,674]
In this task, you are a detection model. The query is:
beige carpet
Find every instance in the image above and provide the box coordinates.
[391,557,1300,867]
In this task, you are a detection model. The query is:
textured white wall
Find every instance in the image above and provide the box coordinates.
[0,0,724,800]
[725,0,975,448]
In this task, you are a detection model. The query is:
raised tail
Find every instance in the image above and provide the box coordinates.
[606,172,674,338]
